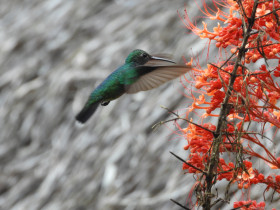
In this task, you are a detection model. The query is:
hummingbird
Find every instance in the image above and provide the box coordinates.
[75,49,191,123]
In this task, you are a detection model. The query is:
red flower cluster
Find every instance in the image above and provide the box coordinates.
[253,171,280,194]
[233,200,266,210]
[181,123,215,173]
[178,0,280,208]
[183,0,280,63]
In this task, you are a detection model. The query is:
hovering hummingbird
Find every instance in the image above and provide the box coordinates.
[75,49,191,123]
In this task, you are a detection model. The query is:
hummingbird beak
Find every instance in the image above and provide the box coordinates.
[150,56,176,64]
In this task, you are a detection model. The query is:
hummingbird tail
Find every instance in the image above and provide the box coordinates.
[75,102,99,123]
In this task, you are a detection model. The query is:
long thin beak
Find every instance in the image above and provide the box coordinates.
[151,56,176,64]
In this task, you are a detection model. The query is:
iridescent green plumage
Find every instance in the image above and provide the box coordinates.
[75,49,191,123]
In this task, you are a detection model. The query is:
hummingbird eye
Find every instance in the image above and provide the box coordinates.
[142,53,148,58]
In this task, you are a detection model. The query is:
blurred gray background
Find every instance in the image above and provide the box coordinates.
[1,0,279,210]
[0,1,201,209]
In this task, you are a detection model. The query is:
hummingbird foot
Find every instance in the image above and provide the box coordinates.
[101,101,110,106]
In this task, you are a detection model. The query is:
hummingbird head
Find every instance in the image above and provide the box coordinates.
[125,49,175,65]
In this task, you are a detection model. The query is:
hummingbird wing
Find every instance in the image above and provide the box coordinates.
[125,65,191,94]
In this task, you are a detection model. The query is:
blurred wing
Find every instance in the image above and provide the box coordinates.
[126,65,191,94]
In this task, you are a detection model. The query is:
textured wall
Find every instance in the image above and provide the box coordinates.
[0,1,201,209]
